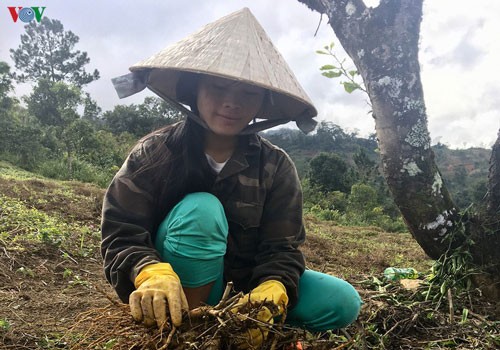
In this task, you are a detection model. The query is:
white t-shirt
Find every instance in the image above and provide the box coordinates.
[205,153,228,174]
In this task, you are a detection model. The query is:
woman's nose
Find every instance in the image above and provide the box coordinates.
[222,90,242,109]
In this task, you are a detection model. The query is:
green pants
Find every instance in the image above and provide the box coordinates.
[155,192,361,331]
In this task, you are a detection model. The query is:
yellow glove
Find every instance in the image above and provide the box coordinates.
[239,279,289,315]
[129,262,189,328]
[233,280,289,349]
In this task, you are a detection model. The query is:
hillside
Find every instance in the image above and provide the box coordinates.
[433,146,491,208]
[263,127,491,209]
[0,162,498,349]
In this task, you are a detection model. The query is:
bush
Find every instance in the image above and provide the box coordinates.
[303,179,348,211]
[37,158,114,188]
[304,180,408,232]
[309,204,343,222]
[70,159,115,187]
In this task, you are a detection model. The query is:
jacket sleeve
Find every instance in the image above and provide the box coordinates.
[252,151,306,307]
[100,142,162,303]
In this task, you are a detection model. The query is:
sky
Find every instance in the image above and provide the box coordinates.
[1,0,499,149]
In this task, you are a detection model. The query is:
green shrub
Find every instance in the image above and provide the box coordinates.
[304,181,408,232]
[309,204,343,222]
[37,158,113,188]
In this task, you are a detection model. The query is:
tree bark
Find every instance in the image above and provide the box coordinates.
[297,0,500,283]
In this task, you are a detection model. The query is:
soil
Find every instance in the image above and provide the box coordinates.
[0,176,498,349]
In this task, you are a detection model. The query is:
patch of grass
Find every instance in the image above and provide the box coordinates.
[0,194,99,255]
[0,166,103,231]
[303,216,433,279]
[0,161,46,180]
[0,194,71,243]
[0,163,102,257]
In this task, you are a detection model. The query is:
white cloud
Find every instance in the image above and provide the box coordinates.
[420,0,500,148]
[1,0,498,149]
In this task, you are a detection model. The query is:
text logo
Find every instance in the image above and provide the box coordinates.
[8,7,46,23]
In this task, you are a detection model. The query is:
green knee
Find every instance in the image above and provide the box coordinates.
[286,269,362,331]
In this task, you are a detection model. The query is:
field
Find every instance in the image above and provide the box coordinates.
[0,161,498,349]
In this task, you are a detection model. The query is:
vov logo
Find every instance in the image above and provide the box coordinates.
[8,7,46,23]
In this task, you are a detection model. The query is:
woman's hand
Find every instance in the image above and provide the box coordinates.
[231,280,289,348]
[129,263,189,327]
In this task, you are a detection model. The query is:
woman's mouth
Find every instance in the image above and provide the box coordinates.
[218,114,240,121]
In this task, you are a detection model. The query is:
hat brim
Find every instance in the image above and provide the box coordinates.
[134,67,317,122]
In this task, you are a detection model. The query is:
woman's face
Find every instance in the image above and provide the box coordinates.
[196,75,266,136]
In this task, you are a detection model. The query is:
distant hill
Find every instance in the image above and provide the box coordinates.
[262,126,491,209]
[433,145,490,208]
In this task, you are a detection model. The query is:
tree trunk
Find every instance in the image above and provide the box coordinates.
[67,147,73,179]
[488,131,500,218]
[297,0,500,292]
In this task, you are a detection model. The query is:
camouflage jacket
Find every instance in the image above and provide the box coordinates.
[101,123,306,306]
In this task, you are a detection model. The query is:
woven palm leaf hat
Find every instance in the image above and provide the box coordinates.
[112,7,317,134]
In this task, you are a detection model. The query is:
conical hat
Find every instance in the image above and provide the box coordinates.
[114,7,317,133]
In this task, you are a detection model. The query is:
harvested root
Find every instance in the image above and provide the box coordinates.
[65,283,308,349]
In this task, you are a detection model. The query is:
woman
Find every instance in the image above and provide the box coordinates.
[102,7,361,348]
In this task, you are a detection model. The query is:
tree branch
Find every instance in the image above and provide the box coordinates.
[296,0,328,14]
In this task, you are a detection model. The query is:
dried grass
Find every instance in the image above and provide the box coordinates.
[63,280,500,350]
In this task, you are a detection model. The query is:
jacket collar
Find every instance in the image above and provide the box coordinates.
[216,134,261,180]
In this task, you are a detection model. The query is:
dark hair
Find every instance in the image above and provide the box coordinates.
[176,71,201,113]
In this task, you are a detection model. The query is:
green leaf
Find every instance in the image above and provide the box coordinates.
[329,42,335,50]
[460,308,469,323]
[349,70,358,77]
[103,339,118,349]
[343,82,360,93]
[0,319,11,331]
[63,268,73,278]
[440,280,447,295]
[320,65,337,71]
[316,50,328,55]
[322,71,342,78]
